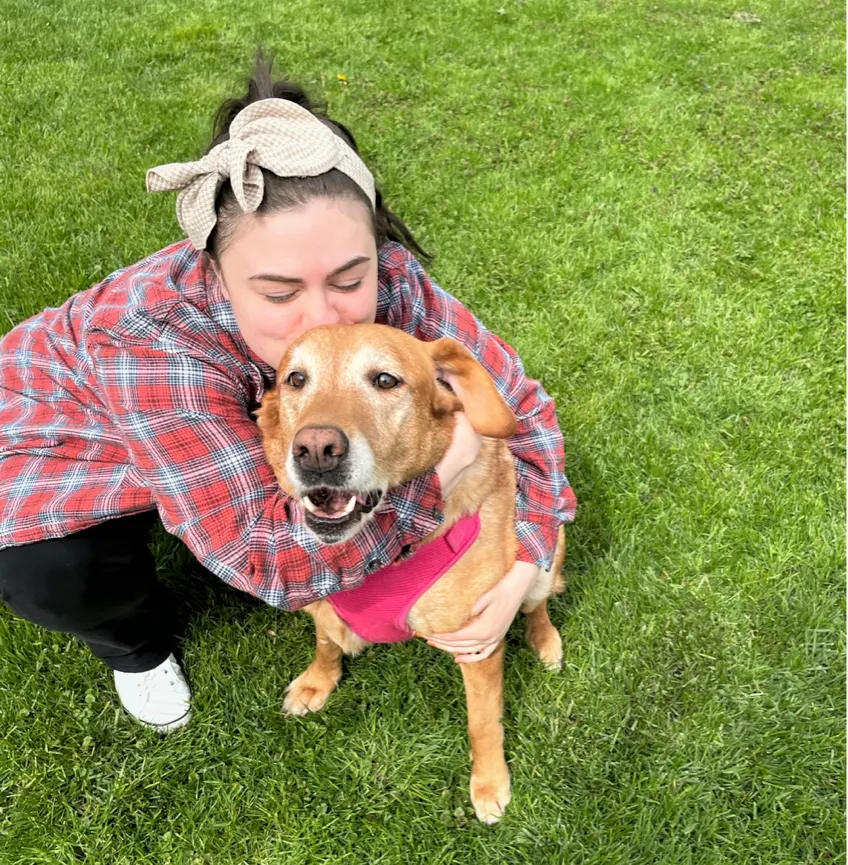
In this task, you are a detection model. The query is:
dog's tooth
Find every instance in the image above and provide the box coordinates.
[342,496,357,515]
[302,496,318,514]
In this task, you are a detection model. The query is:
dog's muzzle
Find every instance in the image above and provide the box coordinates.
[290,425,383,542]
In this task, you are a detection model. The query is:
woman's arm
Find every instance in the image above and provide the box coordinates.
[381,243,577,570]
[88,320,450,611]
[379,244,577,660]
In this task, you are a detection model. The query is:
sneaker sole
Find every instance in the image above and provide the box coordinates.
[134,709,192,733]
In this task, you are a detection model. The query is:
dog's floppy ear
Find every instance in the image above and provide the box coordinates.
[427,338,517,439]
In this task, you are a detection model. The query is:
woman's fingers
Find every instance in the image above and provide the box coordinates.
[425,635,486,648]
[427,637,487,652]
[470,587,497,618]
[422,636,499,660]
[455,642,499,663]
[424,618,488,644]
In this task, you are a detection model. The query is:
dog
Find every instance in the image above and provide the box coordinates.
[256,322,566,823]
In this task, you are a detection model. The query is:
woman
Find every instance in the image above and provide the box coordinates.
[0,55,576,732]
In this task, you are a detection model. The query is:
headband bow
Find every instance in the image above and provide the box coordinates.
[146,98,376,249]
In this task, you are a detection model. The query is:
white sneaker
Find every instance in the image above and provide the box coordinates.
[113,653,192,732]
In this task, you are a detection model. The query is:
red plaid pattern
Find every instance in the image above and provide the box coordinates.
[0,240,576,610]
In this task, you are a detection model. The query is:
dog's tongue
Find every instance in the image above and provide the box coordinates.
[311,489,353,517]
[323,490,351,515]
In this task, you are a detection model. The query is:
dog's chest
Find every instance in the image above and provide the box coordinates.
[327,515,481,643]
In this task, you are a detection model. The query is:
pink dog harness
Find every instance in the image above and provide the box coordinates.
[327,514,481,643]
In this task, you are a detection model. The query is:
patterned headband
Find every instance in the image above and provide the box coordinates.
[146,98,376,250]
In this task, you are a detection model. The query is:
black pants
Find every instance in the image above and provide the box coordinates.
[0,512,179,673]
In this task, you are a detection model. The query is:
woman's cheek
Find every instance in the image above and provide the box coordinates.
[264,306,299,341]
[355,282,379,323]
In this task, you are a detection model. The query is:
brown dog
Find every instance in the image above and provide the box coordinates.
[256,322,565,823]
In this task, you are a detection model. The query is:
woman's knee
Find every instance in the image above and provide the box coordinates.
[0,513,159,631]
[0,535,102,626]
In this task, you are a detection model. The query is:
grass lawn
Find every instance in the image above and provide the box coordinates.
[0,0,844,862]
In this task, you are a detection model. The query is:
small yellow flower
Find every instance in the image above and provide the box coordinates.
[337,74,348,84]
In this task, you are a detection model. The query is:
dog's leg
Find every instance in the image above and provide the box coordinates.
[459,641,511,824]
[522,599,563,670]
[521,525,565,670]
[283,607,344,717]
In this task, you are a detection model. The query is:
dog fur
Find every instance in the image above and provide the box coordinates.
[256,322,566,823]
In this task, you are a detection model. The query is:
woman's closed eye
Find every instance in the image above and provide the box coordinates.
[264,292,298,304]
[265,280,363,304]
[332,279,363,293]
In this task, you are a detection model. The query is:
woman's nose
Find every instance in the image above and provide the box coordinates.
[304,291,341,328]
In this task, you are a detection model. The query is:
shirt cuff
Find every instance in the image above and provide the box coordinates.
[515,519,561,571]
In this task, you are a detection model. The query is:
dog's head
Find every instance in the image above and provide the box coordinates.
[256,323,516,544]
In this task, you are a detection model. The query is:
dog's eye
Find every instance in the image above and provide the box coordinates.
[286,371,307,389]
[374,373,401,390]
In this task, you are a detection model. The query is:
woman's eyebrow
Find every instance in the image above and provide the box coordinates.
[249,255,371,285]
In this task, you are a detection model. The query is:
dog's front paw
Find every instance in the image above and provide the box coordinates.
[283,670,339,716]
[470,767,511,824]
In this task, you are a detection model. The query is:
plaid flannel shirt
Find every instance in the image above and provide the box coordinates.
[0,240,576,610]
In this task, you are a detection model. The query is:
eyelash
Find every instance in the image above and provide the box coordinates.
[265,280,363,304]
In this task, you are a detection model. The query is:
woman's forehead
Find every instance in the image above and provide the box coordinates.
[222,199,375,274]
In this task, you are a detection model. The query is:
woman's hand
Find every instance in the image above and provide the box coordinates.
[420,560,540,662]
[434,411,482,499]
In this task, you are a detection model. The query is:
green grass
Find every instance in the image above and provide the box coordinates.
[0,0,844,862]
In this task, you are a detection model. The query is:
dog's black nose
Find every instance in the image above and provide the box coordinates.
[292,426,349,473]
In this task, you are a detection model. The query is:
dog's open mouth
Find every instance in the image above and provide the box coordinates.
[300,487,383,525]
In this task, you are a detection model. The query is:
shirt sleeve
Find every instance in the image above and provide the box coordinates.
[382,246,577,570]
[88,313,446,611]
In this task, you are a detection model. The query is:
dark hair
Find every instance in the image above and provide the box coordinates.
[204,51,430,263]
